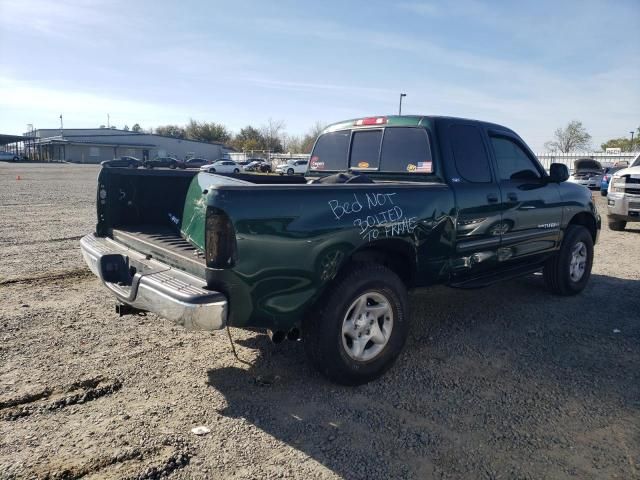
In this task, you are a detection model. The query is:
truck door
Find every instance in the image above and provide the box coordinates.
[487,132,563,263]
[444,123,504,278]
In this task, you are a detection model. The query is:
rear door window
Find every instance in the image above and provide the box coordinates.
[381,127,432,173]
[449,125,492,183]
[310,130,350,171]
[350,130,382,170]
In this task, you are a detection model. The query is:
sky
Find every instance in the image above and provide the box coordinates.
[0,0,638,151]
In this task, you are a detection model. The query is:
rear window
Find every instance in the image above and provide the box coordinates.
[350,130,382,170]
[310,131,349,171]
[380,127,432,173]
[449,125,491,183]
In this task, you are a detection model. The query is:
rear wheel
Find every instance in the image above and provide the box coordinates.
[543,225,593,295]
[233,168,240,173]
[287,168,294,176]
[209,168,216,173]
[303,263,408,385]
[608,219,626,231]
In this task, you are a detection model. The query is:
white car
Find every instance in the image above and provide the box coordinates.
[607,153,640,231]
[0,151,22,162]
[276,159,309,175]
[567,158,604,189]
[199,160,241,174]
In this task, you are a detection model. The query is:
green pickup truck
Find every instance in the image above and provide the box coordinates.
[80,115,600,385]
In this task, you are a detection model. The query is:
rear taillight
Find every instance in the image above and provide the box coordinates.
[354,117,387,126]
[205,208,237,268]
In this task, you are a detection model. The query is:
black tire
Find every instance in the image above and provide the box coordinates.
[128,162,136,169]
[209,168,216,173]
[543,225,593,296]
[169,164,176,169]
[303,263,409,386]
[600,190,607,197]
[287,168,294,176]
[608,219,626,231]
[233,168,240,173]
[13,156,19,162]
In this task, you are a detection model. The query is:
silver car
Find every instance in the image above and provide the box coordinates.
[567,158,604,189]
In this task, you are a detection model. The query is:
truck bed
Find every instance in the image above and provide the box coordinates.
[111,225,206,274]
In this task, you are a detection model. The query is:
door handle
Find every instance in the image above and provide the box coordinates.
[507,192,518,201]
[487,193,498,203]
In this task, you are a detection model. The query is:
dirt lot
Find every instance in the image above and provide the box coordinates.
[1,162,638,479]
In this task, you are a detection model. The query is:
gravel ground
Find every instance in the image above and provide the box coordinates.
[1,162,639,480]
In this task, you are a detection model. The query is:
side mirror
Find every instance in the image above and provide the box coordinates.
[548,163,569,183]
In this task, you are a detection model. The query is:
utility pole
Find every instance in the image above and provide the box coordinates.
[398,93,407,115]
[631,131,635,151]
[107,113,110,128]
[59,114,63,130]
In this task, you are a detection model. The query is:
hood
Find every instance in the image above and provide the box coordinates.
[573,158,602,172]
[610,165,640,179]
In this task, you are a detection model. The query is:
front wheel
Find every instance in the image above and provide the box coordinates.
[209,168,216,173]
[287,168,294,176]
[608,219,626,231]
[543,225,593,295]
[303,263,409,385]
[233,168,240,173]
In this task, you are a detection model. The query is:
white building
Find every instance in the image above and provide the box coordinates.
[24,127,233,163]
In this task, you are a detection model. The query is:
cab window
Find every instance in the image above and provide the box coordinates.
[310,131,349,171]
[380,127,432,173]
[350,130,382,170]
[490,136,541,181]
[449,125,491,183]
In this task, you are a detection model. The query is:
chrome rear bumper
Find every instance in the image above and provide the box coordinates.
[80,234,227,330]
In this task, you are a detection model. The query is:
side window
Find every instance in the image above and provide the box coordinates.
[310,131,350,171]
[350,130,382,170]
[449,125,491,182]
[490,136,541,181]
[380,127,433,173]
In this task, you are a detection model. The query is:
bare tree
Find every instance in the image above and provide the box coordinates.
[260,118,286,153]
[545,121,592,153]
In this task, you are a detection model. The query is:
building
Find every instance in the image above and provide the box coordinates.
[22,127,232,163]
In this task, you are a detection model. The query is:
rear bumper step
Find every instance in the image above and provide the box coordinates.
[80,234,227,330]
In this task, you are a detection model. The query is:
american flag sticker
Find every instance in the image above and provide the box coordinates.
[416,161,432,172]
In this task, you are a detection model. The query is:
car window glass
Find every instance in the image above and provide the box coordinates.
[490,136,541,181]
[380,127,433,173]
[449,125,491,182]
[310,130,350,171]
[350,130,382,170]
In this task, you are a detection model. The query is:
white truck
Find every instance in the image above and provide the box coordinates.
[607,153,640,231]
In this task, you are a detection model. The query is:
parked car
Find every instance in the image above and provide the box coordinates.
[567,158,604,189]
[600,164,627,196]
[607,153,640,231]
[243,160,272,173]
[276,158,309,175]
[199,160,241,174]
[144,156,179,169]
[80,114,600,385]
[101,156,142,168]
[180,158,209,169]
[0,151,22,162]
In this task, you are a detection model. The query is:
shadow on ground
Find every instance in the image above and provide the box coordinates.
[208,273,640,479]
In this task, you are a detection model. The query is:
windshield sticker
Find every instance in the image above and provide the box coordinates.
[415,161,432,172]
[328,192,417,242]
[310,156,325,169]
[406,164,417,172]
[357,161,370,169]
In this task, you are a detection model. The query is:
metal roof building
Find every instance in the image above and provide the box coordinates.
[18,128,232,163]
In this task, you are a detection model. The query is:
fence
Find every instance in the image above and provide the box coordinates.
[534,152,639,169]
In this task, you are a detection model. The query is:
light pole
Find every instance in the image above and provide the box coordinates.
[631,131,635,151]
[398,93,406,115]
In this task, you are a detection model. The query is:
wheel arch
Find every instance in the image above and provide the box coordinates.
[567,211,598,243]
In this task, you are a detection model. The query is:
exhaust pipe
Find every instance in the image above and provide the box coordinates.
[267,329,286,344]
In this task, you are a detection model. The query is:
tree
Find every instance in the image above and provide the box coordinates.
[185,119,231,144]
[260,118,286,153]
[131,123,142,132]
[155,125,186,139]
[601,126,640,151]
[123,125,130,131]
[300,121,325,153]
[544,120,592,153]
[231,125,266,152]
